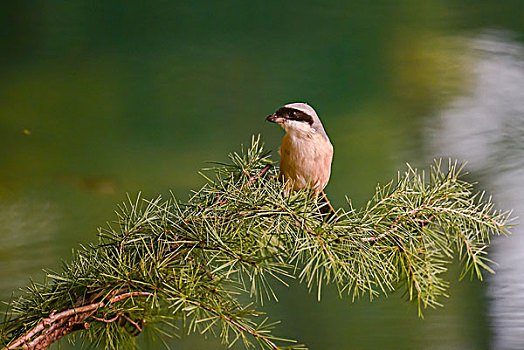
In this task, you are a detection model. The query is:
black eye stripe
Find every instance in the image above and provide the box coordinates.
[275,108,314,125]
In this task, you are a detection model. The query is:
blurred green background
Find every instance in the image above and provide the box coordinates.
[1,1,524,349]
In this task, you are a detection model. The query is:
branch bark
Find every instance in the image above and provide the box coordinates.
[5,292,153,350]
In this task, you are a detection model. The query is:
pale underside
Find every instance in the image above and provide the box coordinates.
[278,120,333,193]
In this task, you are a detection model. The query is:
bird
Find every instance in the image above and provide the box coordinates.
[266,102,333,197]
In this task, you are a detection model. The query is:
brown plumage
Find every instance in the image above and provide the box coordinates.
[266,102,333,194]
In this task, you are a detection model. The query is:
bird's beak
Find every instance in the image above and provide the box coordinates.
[266,113,284,123]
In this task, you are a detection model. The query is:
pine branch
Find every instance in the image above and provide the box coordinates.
[5,292,153,350]
[0,136,511,349]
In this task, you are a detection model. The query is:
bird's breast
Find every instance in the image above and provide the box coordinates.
[279,132,333,192]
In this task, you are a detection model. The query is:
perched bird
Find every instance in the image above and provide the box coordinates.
[266,102,333,195]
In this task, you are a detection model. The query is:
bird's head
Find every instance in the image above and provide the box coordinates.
[266,102,329,140]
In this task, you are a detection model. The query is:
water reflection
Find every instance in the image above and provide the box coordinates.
[0,198,59,296]
[1,1,523,348]
[427,30,524,350]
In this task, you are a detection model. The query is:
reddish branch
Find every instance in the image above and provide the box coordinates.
[246,164,273,186]
[5,292,153,350]
[361,217,402,243]
[361,210,435,243]
[320,189,337,218]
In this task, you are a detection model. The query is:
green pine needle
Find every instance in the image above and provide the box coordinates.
[0,135,511,349]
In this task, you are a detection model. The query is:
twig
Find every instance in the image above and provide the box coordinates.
[361,209,434,243]
[5,292,153,350]
[91,313,122,323]
[188,299,280,350]
[362,218,402,243]
[120,226,142,254]
[246,164,273,186]
[120,314,143,333]
[319,189,338,219]
[91,312,143,336]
